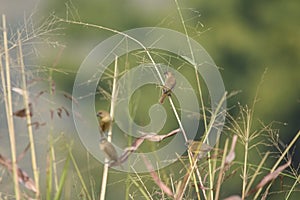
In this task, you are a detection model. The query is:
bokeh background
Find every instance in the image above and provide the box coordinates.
[1,0,299,199]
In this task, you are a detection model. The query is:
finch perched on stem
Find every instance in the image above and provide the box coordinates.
[186,140,213,159]
[96,110,112,136]
[159,72,176,104]
[99,137,119,164]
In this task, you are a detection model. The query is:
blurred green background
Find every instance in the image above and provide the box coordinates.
[41,0,300,158]
[40,0,300,137]
[1,0,299,199]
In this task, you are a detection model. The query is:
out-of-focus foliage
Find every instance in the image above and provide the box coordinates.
[42,0,300,128]
[41,0,299,166]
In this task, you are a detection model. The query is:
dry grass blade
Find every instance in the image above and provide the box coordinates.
[117,128,181,165]
[141,155,174,198]
[0,154,37,193]
[62,92,79,104]
[248,159,291,195]
[225,135,238,165]
[13,103,33,118]
[139,128,181,142]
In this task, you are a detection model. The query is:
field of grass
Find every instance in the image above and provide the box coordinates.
[0,3,299,199]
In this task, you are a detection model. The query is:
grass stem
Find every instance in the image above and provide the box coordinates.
[99,56,119,200]
[1,14,21,200]
[17,31,40,198]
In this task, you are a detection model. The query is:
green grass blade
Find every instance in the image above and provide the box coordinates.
[54,156,70,200]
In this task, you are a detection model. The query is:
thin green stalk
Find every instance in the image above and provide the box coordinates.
[173,0,208,133]
[174,0,208,144]
[125,57,131,200]
[54,156,70,200]
[1,14,20,200]
[203,93,227,199]
[191,165,201,200]
[242,111,251,200]
[69,146,92,200]
[271,130,300,172]
[131,168,153,200]
[211,138,219,192]
[47,66,60,192]
[17,31,40,198]
[245,151,270,195]
[46,150,53,200]
[129,176,151,200]
[123,56,146,200]
[285,174,300,199]
[50,139,59,191]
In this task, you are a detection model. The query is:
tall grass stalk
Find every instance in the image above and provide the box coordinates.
[174,1,207,195]
[173,2,228,199]
[214,138,229,200]
[99,56,119,200]
[1,14,20,200]
[46,145,53,200]
[17,31,40,198]
[241,108,252,199]
[53,156,70,200]
[44,62,60,199]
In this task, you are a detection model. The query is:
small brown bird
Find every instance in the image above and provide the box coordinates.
[99,137,119,164]
[13,103,33,118]
[186,140,213,159]
[96,110,112,136]
[159,72,176,104]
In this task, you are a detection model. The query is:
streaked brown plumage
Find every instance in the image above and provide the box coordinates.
[99,137,119,163]
[159,72,176,104]
[96,110,112,136]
